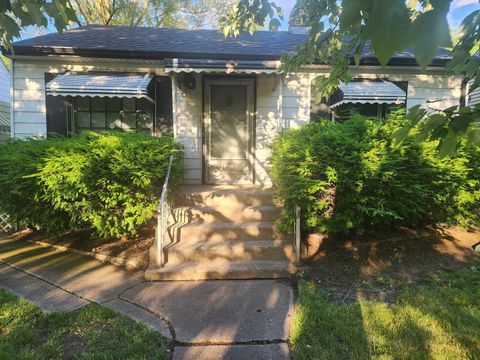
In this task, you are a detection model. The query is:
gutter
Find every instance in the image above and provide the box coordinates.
[9,60,14,139]
[3,45,451,68]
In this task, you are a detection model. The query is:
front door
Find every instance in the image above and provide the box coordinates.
[204,78,254,184]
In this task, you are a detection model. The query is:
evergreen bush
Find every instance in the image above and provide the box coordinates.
[0,132,182,238]
[271,112,480,235]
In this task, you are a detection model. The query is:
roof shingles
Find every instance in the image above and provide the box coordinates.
[10,25,451,66]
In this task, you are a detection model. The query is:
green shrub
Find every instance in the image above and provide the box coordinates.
[271,112,480,235]
[0,132,182,238]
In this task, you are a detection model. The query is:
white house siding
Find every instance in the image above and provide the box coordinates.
[10,58,166,138]
[12,58,464,185]
[173,73,203,184]
[282,73,311,128]
[255,74,282,184]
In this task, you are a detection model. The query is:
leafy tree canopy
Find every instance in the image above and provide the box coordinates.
[72,0,233,29]
[0,0,78,51]
[1,0,233,51]
[222,0,480,155]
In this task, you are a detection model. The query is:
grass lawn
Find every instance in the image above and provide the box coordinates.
[0,290,170,359]
[291,269,480,359]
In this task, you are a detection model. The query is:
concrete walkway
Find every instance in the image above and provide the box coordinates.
[0,235,293,359]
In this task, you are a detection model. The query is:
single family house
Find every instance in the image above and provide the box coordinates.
[3,24,469,279]
[5,24,465,186]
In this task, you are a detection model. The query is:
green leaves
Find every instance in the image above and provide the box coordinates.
[272,113,480,235]
[0,0,78,51]
[0,133,183,238]
[363,0,411,65]
[409,10,452,67]
[394,104,480,157]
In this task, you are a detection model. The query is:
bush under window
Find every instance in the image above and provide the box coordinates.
[271,112,480,235]
[0,132,182,238]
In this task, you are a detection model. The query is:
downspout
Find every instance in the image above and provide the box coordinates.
[9,60,14,138]
[460,76,469,107]
[171,72,177,139]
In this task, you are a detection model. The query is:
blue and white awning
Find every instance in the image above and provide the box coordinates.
[0,111,9,128]
[331,79,406,108]
[467,79,480,107]
[46,72,154,102]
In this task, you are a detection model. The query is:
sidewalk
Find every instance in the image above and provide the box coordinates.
[0,235,293,360]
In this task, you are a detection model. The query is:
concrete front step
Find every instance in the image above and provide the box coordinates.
[165,240,295,264]
[173,221,287,242]
[171,204,281,224]
[146,185,294,281]
[145,260,295,281]
[175,185,276,208]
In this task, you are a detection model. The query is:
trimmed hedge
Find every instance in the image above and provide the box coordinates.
[0,132,182,238]
[271,112,480,235]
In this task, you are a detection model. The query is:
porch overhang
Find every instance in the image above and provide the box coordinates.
[45,72,155,102]
[330,79,406,108]
[164,58,280,74]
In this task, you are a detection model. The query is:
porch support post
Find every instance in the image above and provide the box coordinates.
[171,74,177,139]
[277,74,283,131]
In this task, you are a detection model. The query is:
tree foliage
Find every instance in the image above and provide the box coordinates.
[0,132,183,238]
[71,0,234,29]
[0,0,78,51]
[1,0,234,51]
[271,112,480,235]
[222,1,480,154]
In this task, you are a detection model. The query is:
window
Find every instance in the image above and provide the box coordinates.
[333,103,404,121]
[73,97,154,133]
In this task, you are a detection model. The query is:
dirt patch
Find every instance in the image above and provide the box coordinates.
[12,220,155,271]
[59,332,91,360]
[300,226,480,303]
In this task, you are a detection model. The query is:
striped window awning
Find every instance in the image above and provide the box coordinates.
[46,72,154,102]
[330,79,406,108]
[467,79,480,107]
[164,58,280,74]
[0,111,9,128]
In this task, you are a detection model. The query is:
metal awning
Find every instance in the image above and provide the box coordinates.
[46,72,154,102]
[330,79,406,108]
[467,79,480,106]
[164,58,279,74]
[0,112,9,128]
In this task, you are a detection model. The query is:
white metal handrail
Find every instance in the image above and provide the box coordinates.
[294,205,301,264]
[155,155,174,267]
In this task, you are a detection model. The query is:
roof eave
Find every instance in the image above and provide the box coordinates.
[5,45,451,68]
[6,45,283,62]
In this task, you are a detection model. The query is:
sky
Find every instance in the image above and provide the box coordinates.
[275,0,480,30]
[17,0,480,40]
